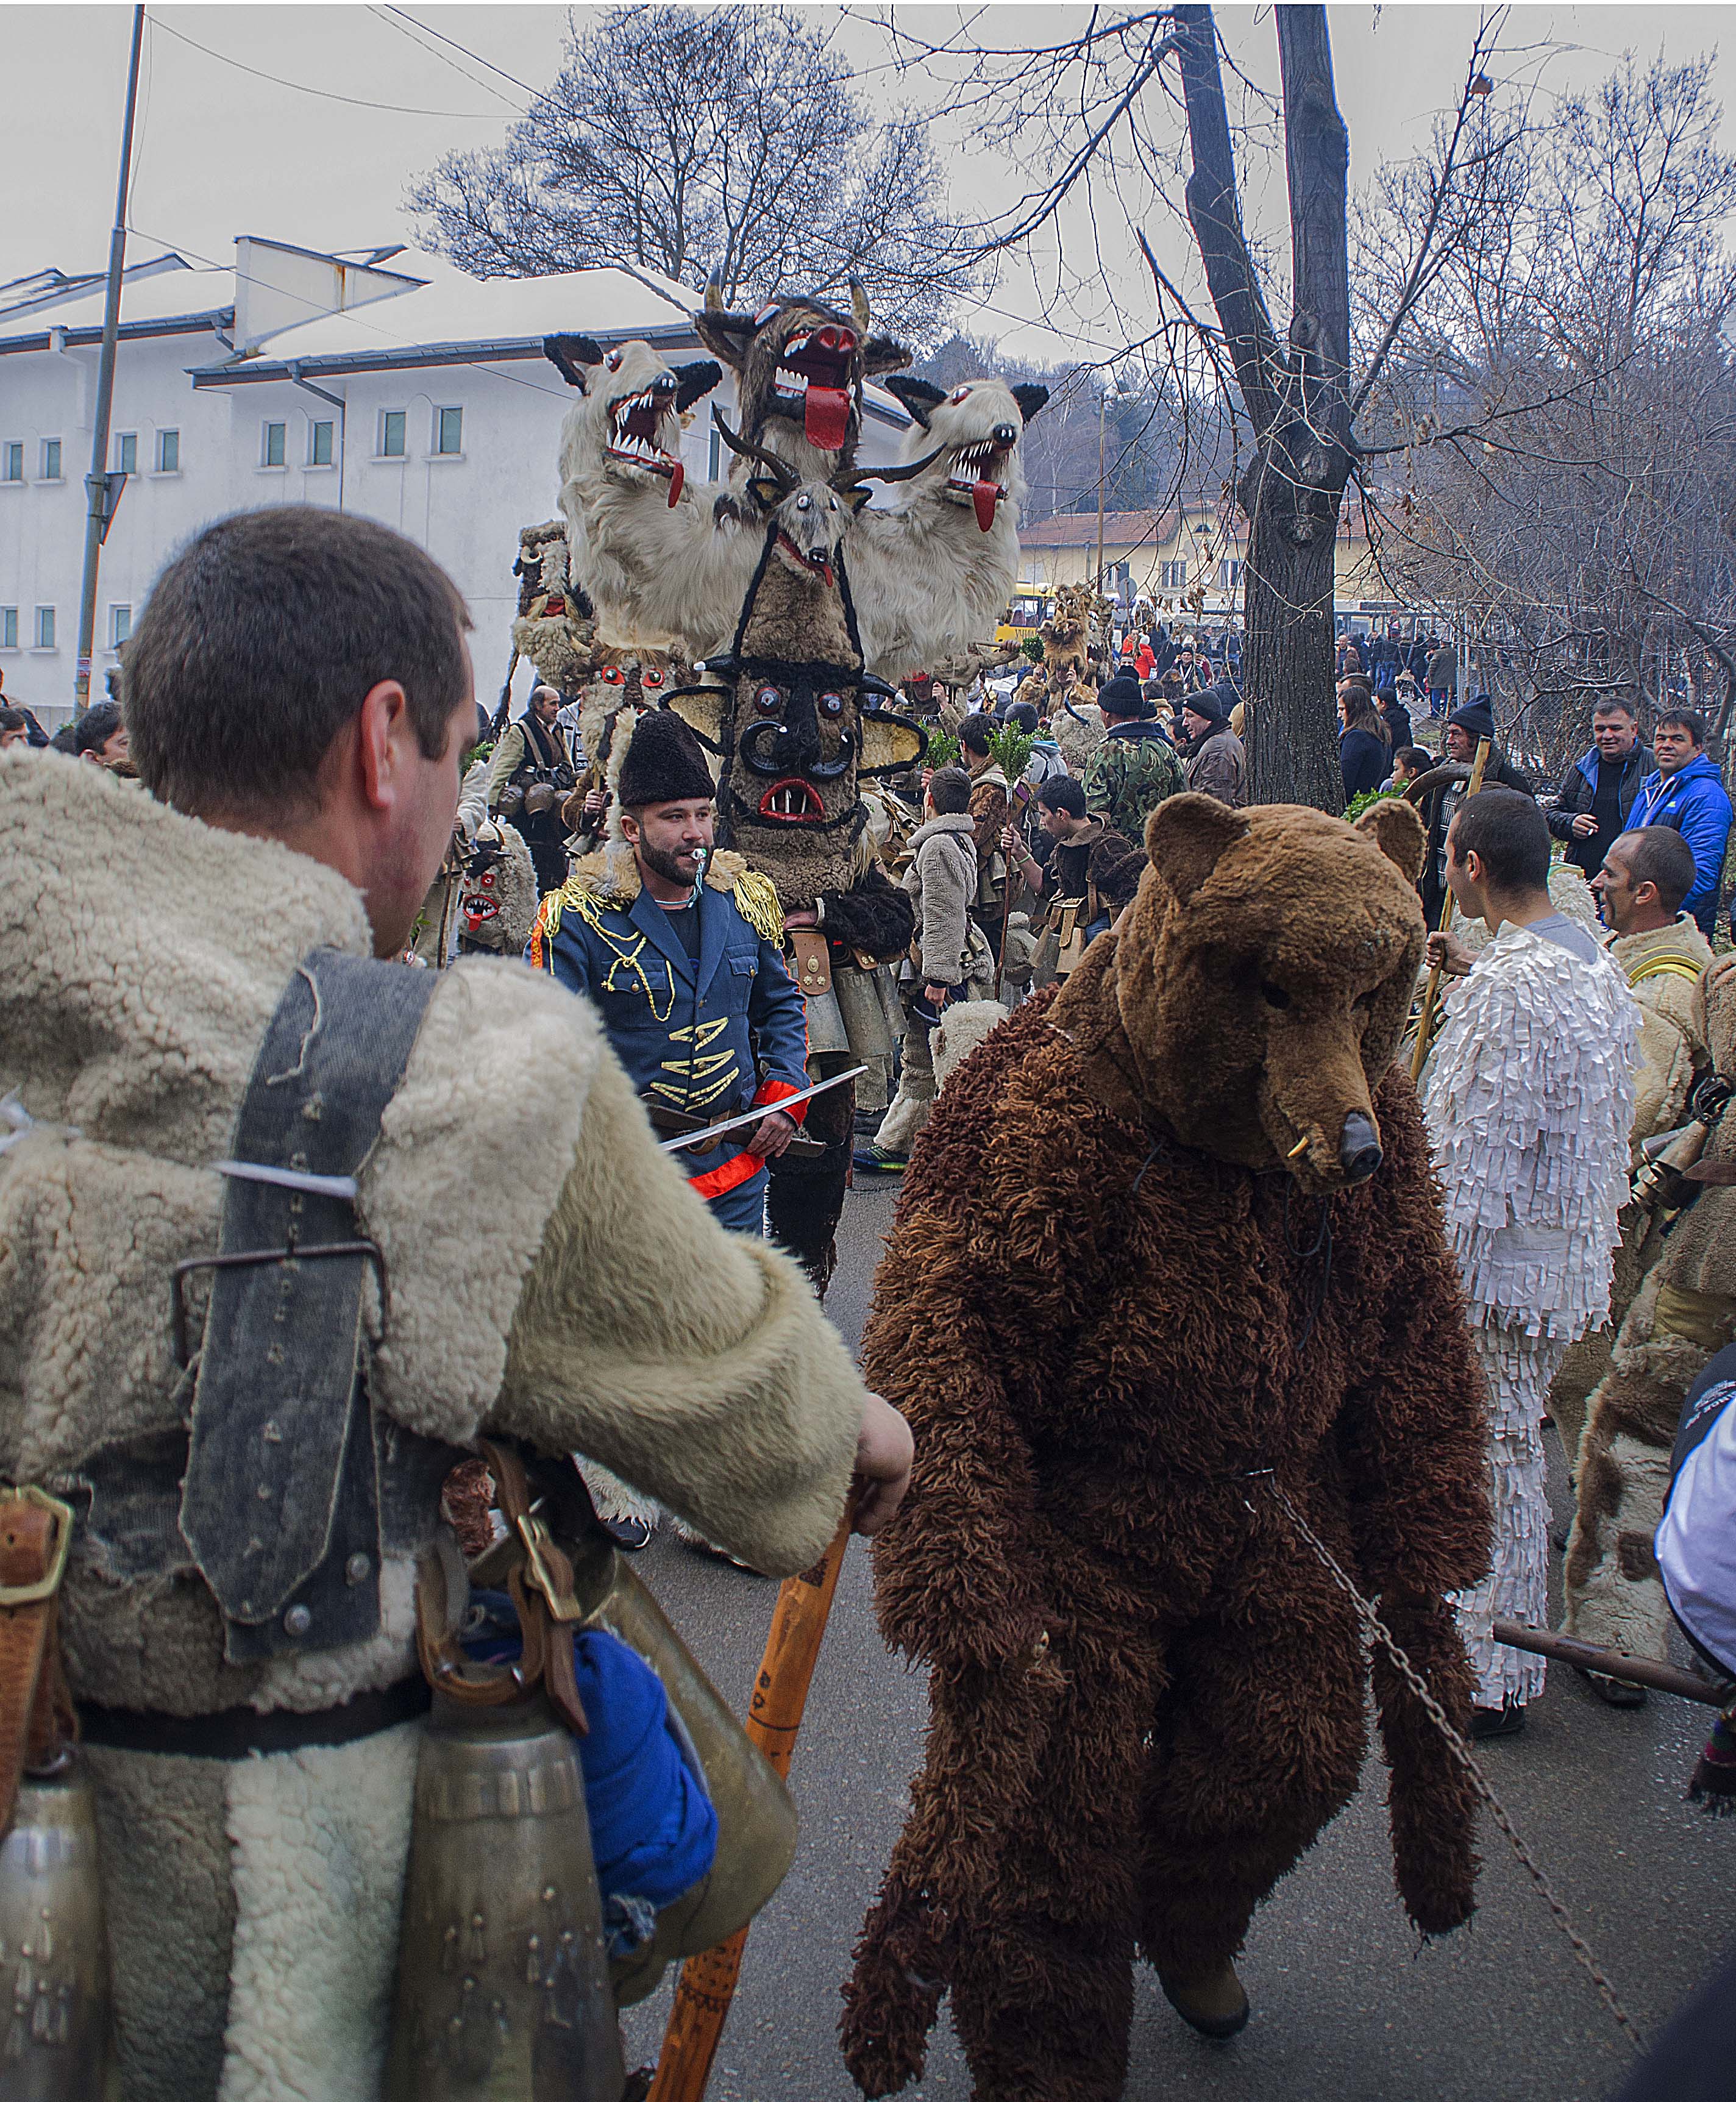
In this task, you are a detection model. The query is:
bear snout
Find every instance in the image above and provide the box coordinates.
[1339,1111,1383,1184]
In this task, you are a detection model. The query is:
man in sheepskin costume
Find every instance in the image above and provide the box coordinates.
[0,505,911,2102]
[842,794,1492,2101]
[1421,790,1638,1736]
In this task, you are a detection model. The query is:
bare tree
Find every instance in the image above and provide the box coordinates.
[1354,53,1736,775]
[874,4,1512,807]
[408,5,976,344]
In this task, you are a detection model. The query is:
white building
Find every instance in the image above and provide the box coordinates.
[0,237,914,733]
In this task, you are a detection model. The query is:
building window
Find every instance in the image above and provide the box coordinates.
[2,444,21,483]
[157,428,180,472]
[708,426,720,480]
[1158,560,1188,591]
[310,420,334,468]
[40,439,61,481]
[1216,558,1243,589]
[433,406,463,455]
[34,607,55,650]
[262,422,286,468]
[115,432,137,476]
[0,608,16,649]
[380,410,407,459]
[110,604,132,648]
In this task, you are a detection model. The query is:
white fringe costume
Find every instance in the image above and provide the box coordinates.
[1423,925,1639,1707]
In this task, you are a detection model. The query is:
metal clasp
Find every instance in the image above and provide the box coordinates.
[0,1485,74,1606]
[170,1235,391,1369]
[516,1512,583,1623]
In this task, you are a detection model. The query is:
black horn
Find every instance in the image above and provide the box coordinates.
[838,445,948,490]
[710,409,800,494]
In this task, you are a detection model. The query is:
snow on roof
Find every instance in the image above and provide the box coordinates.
[210,251,699,372]
[0,252,233,346]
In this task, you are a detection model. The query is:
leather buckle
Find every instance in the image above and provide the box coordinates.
[516,1512,583,1623]
[0,1486,73,1606]
[170,1235,390,1369]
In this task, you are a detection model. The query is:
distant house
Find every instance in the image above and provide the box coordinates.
[0,238,913,727]
[1017,504,1384,623]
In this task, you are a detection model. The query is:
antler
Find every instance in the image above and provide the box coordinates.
[711,409,800,494]
[835,445,948,488]
[705,274,725,314]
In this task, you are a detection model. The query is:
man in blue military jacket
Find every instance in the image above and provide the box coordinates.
[532,708,810,1233]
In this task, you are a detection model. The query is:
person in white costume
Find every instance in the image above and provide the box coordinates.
[1423,789,1639,1736]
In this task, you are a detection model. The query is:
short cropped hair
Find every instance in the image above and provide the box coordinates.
[127,507,472,817]
[1395,746,1431,774]
[1615,825,1698,915]
[959,713,994,758]
[1005,701,1039,735]
[1448,786,1551,892]
[928,764,973,815]
[1655,707,1707,747]
[1592,696,1637,721]
[1037,774,1087,818]
[0,707,27,737]
[73,700,125,757]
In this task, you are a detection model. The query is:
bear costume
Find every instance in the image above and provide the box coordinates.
[841,794,1492,2102]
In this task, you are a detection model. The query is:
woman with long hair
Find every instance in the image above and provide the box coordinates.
[1339,680,1392,802]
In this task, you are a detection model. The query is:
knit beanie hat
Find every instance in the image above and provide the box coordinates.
[618,708,716,807]
[1184,686,1227,726]
[1447,699,1496,747]
[1099,674,1146,719]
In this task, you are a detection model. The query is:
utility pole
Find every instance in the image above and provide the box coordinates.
[74,4,145,716]
[1095,386,1108,600]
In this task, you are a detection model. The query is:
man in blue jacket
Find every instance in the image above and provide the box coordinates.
[1621,708,1734,938]
[532,708,811,1234]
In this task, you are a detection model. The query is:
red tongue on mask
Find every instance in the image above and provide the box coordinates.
[666,460,685,508]
[972,478,1000,533]
[805,386,851,451]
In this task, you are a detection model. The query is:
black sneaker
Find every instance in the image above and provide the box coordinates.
[602,1514,654,1552]
[853,1144,908,1174]
[1468,1701,1526,1740]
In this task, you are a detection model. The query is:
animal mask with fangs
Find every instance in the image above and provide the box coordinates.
[543,333,721,507]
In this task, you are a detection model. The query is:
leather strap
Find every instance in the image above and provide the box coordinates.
[0,1491,75,1842]
[80,1675,430,1759]
[788,925,833,997]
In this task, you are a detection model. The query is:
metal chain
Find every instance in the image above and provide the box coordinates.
[1256,1478,1647,2053]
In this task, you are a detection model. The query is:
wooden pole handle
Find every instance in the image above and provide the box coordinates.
[646,1519,852,2102]
[1409,736,1492,1083]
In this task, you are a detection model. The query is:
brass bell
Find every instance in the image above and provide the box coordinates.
[385,1692,624,2101]
[0,1756,117,2099]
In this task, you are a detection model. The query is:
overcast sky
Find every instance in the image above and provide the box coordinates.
[5,2,1731,363]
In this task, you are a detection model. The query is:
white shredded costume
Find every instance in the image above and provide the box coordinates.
[1423,924,1639,1708]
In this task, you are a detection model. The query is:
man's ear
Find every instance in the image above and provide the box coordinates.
[1144,793,1248,903]
[1353,796,1426,885]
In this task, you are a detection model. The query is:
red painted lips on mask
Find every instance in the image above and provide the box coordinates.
[972,479,1001,533]
[805,387,852,452]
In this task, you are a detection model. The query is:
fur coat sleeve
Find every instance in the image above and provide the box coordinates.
[493,1046,863,1575]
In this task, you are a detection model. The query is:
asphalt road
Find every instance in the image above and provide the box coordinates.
[619,1180,1730,2101]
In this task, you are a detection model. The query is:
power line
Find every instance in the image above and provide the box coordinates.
[366,5,524,113]
[148,13,507,121]
[381,7,542,107]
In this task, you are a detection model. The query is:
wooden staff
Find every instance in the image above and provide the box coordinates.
[1408,735,1492,1083]
[1493,1619,1731,1706]
[647,1518,852,2102]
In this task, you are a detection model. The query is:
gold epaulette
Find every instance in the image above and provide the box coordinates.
[728,868,786,946]
[1628,953,1707,991]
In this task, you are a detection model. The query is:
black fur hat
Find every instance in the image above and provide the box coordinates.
[619,708,715,808]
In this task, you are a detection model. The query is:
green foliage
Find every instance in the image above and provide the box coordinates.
[1020,636,1044,664]
[1345,784,1400,821]
[987,724,1036,783]
[924,730,961,771]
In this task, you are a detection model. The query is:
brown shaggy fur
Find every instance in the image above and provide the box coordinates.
[841,797,1490,2101]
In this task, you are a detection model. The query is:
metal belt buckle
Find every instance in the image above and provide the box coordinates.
[516,1511,583,1623]
[0,1484,74,1606]
[169,1234,390,1369]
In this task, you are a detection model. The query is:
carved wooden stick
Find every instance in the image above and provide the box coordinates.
[646,1519,852,2102]
[1409,734,1492,1083]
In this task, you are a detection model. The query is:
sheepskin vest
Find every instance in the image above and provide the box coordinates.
[0,752,602,1717]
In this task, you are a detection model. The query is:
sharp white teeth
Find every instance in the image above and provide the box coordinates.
[774,366,809,398]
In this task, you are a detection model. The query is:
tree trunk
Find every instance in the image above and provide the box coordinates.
[1242,502,1343,810]
[1175,3,1353,811]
